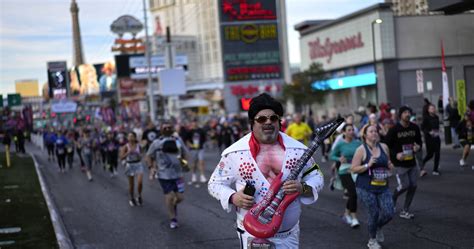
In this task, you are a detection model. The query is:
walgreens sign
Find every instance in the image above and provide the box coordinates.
[308,32,364,63]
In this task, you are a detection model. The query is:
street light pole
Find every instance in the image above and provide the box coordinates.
[371,18,382,105]
[143,0,156,122]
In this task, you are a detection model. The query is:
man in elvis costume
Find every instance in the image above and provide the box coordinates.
[208,93,324,248]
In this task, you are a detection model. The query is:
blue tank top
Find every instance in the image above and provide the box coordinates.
[355,143,390,191]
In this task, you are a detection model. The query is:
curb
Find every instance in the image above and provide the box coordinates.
[29,152,74,249]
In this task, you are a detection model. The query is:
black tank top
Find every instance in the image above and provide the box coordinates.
[355,143,390,191]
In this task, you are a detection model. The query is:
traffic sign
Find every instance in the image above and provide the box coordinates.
[7,94,21,106]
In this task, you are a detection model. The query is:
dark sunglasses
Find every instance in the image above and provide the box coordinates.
[254,114,280,124]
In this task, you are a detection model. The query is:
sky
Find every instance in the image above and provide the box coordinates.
[0,0,383,95]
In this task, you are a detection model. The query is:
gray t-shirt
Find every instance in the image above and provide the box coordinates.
[147,136,184,180]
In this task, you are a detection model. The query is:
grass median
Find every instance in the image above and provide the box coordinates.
[0,151,58,249]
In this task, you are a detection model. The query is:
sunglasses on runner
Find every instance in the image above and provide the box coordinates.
[254,114,280,124]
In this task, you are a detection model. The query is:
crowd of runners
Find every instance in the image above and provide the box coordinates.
[6,97,474,248]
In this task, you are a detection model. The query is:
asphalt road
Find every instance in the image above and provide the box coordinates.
[28,143,474,249]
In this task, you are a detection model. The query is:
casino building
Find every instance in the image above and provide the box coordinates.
[295,3,474,118]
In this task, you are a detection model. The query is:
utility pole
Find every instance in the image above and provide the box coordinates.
[143,0,156,122]
[163,26,173,118]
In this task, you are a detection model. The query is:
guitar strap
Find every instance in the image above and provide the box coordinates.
[302,163,322,178]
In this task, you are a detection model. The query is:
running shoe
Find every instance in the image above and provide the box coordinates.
[432,171,440,176]
[129,199,137,207]
[460,159,466,167]
[351,218,360,228]
[472,165,474,170]
[399,210,414,219]
[342,214,352,225]
[170,219,179,229]
[367,238,381,249]
[376,229,385,242]
[420,170,428,177]
[188,174,197,185]
[200,174,207,183]
[137,197,143,206]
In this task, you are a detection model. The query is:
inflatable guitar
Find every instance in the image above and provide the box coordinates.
[243,117,344,238]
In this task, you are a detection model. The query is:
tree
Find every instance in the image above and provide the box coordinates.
[282,62,327,113]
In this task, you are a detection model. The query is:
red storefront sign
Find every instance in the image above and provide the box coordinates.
[230,84,281,96]
[308,32,364,63]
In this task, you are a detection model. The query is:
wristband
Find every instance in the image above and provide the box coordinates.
[364,163,368,169]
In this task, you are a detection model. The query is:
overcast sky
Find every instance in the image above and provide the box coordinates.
[0,0,382,95]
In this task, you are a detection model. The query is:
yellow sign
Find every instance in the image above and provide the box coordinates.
[198,106,209,115]
[224,24,277,43]
[456,80,466,117]
[15,79,39,97]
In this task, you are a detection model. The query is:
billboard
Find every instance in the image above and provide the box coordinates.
[15,79,39,97]
[219,0,282,82]
[115,53,188,80]
[70,64,100,96]
[118,78,147,101]
[47,61,69,99]
[94,61,118,94]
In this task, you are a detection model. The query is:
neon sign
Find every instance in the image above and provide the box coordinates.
[308,32,364,63]
[222,0,276,21]
[312,72,376,91]
[224,24,277,43]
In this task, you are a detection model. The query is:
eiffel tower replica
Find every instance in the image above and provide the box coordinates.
[71,0,84,66]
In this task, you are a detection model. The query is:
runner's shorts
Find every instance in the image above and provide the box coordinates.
[189,149,204,162]
[158,178,185,194]
[125,161,144,177]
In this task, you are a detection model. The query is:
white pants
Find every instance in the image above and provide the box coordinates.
[237,224,300,249]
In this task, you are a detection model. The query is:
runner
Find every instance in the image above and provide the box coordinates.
[80,129,95,181]
[330,123,361,228]
[55,130,68,173]
[146,121,187,228]
[184,120,207,187]
[65,129,76,170]
[142,121,160,180]
[44,128,57,162]
[385,106,422,219]
[420,104,441,176]
[120,132,144,206]
[75,128,86,171]
[456,113,474,168]
[285,113,313,145]
[208,93,324,248]
[105,130,119,177]
[352,124,395,249]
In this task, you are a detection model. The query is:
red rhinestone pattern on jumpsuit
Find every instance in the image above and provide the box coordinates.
[239,162,255,181]
[285,158,298,171]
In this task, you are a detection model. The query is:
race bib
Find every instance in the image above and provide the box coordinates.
[192,133,200,148]
[431,129,440,137]
[67,147,73,153]
[370,168,389,186]
[57,148,65,154]
[402,144,414,161]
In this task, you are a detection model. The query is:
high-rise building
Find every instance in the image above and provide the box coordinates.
[149,0,222,82]
[387,0,430,16]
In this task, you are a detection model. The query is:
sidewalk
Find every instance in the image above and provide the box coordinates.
[0,151,58,248]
